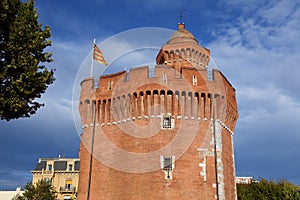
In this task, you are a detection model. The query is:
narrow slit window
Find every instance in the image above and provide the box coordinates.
[192,75,197,85]
[108,81,113,90]
[148,67,155,77]
[162,73,167,84]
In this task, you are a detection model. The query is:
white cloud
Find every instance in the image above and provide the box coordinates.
[213,0,300,53]
[237,86,300,121]
[208,0,300,182]
[257,0,299,24]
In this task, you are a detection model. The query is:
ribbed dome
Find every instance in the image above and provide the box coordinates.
[167,28,198,45]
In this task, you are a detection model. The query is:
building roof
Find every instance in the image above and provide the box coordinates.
[0,190,23,199]
[54,161,67,171]
[33,157,80,171]
[35,160,46,170]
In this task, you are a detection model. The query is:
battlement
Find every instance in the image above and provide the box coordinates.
[79,64,238,131]
[81,64,211,91]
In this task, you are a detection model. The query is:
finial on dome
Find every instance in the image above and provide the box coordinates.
[178,23,185,30]
[178,9,185,30]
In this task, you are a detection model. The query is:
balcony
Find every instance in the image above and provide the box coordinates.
[59,187,76,193]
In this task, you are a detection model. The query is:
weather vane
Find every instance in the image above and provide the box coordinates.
[179,9,186,23]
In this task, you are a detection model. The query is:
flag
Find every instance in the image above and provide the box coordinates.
[93,43,108,65]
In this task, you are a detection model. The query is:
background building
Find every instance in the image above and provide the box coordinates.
[0,187,23,199]
[235,176,253,184]
[31,157,80,200]
[78,23,238,199]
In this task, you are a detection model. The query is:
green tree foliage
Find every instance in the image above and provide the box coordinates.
[0,0,55,121]
[12,180,57,200]
[237,178,300,200]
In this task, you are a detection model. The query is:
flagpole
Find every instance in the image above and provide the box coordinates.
[90,38,96,77]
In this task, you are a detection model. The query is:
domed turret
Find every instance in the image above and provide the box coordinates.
[167,23,198,45]
[156,23,210,69]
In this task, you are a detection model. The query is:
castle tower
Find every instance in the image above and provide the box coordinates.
[77,23,238,200]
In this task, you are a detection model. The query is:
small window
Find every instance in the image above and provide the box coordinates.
[162,115,174,129]
[192,75,197,85]
[148,67,155,77]
[160,155,175,170]
[125,72,130,81]
[108,81,113,90]
[69,164,73,171]
[65,180,73,190]
[163,116,171,128]
[163,157,173,170]
[208,70,214,80]
[66,183,72,190]
[48,164,52,171]
[43,178,52,184]
[162,73,167,84]
[160,155,175,179]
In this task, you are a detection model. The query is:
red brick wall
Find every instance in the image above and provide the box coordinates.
[78,61,238,199]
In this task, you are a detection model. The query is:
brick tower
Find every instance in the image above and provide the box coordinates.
[77,23,238,200]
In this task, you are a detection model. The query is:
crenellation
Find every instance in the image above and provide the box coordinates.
[80,81,237,130]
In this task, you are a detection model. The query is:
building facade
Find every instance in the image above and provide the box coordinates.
[235,176,253,184]
[78,23,238,199]
[31,157,80,200]
[0,187,23,199]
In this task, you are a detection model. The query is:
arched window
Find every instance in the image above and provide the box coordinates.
[167,90,173,95]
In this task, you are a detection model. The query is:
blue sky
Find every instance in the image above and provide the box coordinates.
[1,0,300,190]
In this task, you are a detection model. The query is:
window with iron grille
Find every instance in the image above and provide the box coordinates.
[163,156,173,170]
[160,155,175,179]
[160,155,175,170]
[162,115,174,129]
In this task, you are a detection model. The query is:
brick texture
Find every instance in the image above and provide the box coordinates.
[77,25,238,200]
